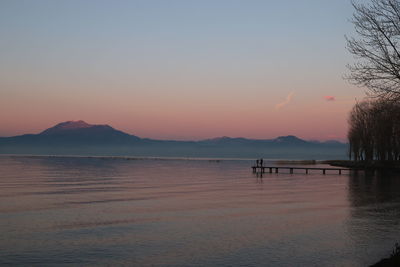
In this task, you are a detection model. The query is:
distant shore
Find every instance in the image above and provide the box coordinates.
[0,154,252,161]
[0,154,336,164]
[324,160,400,171]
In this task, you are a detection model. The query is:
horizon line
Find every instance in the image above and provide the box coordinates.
[0,119,348,143]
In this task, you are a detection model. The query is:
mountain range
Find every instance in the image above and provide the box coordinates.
[0,121,348,159]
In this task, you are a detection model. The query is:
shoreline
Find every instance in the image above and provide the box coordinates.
[0,154,255,162]
[5,155,400,171]
[370,243,400,267]
[324,160,400,171]
[0,154,334,164]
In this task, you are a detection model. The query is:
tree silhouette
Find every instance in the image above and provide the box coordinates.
[348,99,400,161]
[346,0,400,100]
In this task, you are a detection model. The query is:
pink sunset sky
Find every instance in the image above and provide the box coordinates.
[0,1,365,141]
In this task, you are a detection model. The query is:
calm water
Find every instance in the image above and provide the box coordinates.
[1,156,400,266]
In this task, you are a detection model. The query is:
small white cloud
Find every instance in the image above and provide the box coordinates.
[275,91,294,110]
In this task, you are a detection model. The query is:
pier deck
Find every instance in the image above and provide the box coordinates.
[252,166,352,175]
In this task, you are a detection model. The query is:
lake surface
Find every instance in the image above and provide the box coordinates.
[1,156,400,266]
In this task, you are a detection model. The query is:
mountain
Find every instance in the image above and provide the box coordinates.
[0,121,141,146]
[199,135,334,147]
[274,135,308,144]
[38,120,141,144]
[0,121,348,159]
[40,120,93,135]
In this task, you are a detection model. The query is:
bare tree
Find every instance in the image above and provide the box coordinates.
[348,98,400,161]
[346,0,400,100]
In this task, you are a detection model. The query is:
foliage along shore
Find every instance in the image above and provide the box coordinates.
[370,243,400,267]
[323,160,400,171]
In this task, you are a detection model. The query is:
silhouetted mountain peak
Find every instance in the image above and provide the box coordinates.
[23,120,143,144]
[203,136,249,143]
[41,120,90,134]
[208,136,231,141]
[275,135,306,143]
[40,121,114,135]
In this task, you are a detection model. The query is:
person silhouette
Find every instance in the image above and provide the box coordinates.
[260,158,263,167]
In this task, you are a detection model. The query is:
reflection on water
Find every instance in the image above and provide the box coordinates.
[347,170,400,265]
[0,156,400,266]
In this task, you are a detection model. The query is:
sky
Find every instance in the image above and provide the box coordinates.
[0,0,367,141]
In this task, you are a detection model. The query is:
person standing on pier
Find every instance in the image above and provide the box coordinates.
[260,158,263,167]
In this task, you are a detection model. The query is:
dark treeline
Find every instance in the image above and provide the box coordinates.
[346,0,400,163]
[348,100,400,161]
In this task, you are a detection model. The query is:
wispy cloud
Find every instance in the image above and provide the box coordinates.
[324,96,335,101]
[275,91,294,110]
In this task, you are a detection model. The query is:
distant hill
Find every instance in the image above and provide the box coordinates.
[0,121,141,146]
[39,120,141,144]
[0,121,348,159]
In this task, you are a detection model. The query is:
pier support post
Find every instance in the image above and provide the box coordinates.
[275,168,278,173]
[323,169,326,175]
[269,167,272,173]
[290,168,293,174]
[306,168,308,174]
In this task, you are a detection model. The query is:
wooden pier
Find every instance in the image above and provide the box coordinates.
[252,166,352,175]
